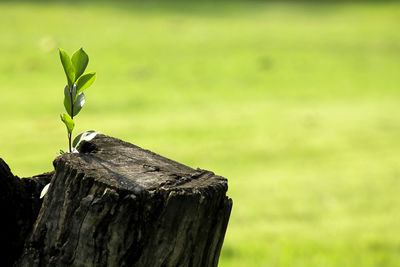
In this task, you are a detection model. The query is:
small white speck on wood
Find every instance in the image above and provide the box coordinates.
[40,183,50,199]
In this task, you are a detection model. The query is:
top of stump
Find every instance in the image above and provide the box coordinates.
[54,134,227,195]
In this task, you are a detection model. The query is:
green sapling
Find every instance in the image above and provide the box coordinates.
[59,48,98,153]
[41,48,98,199]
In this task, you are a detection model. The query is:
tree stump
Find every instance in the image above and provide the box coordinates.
[11,134,232,267]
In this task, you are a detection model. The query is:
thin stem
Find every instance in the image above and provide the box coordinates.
[69,86,74,152]
[70,86,74,120]
[68,132,72,152]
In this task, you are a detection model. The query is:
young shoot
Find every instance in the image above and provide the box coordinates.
[59,48,98,153]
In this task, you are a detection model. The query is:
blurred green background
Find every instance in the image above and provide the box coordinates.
[1,1,400,266]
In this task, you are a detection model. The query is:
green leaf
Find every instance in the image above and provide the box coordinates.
[71,48,89,80]
[60,113,74,133]
[63,86,71,116]
[63,85,77,117]
[72,130,99,149]
[64,85,84,117]
[59,48,75,88]
[73,92,86,116]
[75,72,96,99]
[71,84,77,100]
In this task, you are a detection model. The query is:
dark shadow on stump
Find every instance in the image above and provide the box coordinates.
[0,159,52,266]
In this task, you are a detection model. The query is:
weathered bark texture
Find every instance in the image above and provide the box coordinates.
[13,134,232,267]
[0,159,52,266]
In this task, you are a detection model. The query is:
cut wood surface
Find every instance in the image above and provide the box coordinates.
[13,134,232,267]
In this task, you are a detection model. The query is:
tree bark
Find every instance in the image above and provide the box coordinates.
[12,134,232,267]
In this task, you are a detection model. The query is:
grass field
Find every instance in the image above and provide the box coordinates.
[1,1,400,266]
